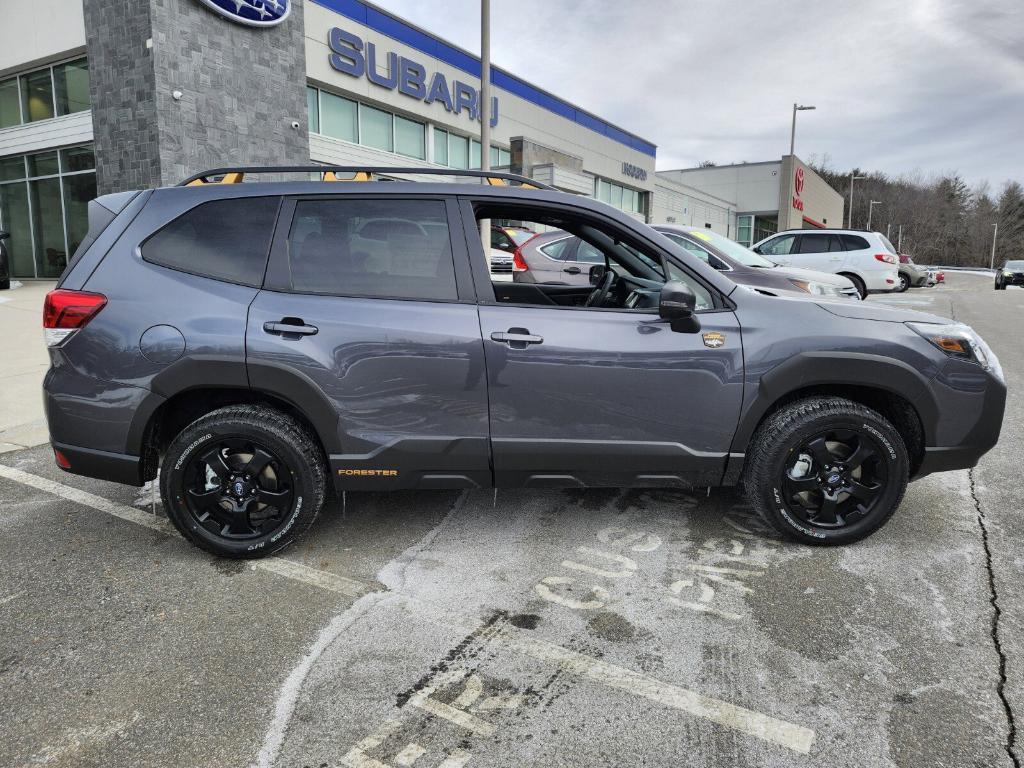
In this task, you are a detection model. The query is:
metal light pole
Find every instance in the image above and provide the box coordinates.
[990,222,998,269]
[790,103,816,157]
[848,174,866,228]
[867,200,882,230]
[480,0,490,174]
[897,224,903,252]
[478,0,490,243]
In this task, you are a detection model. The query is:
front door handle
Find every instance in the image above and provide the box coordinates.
[490,328,543,348]
[264,319,319,336]
[563,266,582,275]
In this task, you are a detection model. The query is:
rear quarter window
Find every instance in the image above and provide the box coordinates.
[141,197,281,287]
[841,234,870,251]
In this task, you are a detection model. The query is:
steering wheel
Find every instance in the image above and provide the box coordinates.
[585,269,615,307]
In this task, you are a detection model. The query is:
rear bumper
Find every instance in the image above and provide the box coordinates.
[51,441,144,486]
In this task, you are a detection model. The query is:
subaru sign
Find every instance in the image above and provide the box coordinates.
[196,0,291,27]
[622,162,647,182]
[329,28,499,127]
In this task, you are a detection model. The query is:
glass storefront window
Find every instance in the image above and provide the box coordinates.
[448,134,469,169]
[359,104,393,152]
[306,86,319,135]
[394,115,425,159]
[27,151,59,177]
[60,146,96,173]
[433,128,448,165]
[0,78,20,129]
[62,172,97,256]
[20,69,55,123]
[737,215,753,246]
[29,178,66,278]
[0,144,96,279]
[489,145,511,168]
[320,90,357,143]
[0,181,33,277]
[54,58,90,116]
[0,156,25,182]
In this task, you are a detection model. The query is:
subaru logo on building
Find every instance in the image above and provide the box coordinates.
[196,0,291,27]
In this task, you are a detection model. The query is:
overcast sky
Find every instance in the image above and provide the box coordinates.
[380,0,1023,191]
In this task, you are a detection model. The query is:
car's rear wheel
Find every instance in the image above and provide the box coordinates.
[160,405,326,558]
[897,273,910,292]
[744,397,908,545]
[842,273,867,300]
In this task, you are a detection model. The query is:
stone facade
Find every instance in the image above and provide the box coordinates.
[84,0,310,195]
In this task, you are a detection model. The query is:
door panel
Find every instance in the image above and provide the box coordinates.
[479,305,744,488]
[248,293,490,490]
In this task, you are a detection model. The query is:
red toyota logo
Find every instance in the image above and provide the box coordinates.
[794,167,805,196]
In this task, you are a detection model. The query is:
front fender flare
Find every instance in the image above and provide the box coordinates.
[730,351,938,454]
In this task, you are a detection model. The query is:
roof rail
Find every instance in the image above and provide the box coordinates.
[177,166,555,190]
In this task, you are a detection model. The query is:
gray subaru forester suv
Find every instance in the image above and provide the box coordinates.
[43,167,1006,558]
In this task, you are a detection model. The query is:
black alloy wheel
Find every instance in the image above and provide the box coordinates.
[781,429,886,529]
[182,439,294,540]
[161,405,325,558]
[744,396,909,545]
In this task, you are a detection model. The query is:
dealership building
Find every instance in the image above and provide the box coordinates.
[0,0,842,281]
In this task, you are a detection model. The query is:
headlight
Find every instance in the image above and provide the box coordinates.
[906,321,1001,376]
[1004,270,1013,277]
[788,279,844,297]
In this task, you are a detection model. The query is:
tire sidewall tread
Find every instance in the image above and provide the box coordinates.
[744,396,909,546]
[160,405,326,559]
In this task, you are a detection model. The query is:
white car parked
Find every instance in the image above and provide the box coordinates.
[751,229,899,299]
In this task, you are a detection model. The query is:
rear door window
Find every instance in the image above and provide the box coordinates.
[141,196,280,287]
[285,199,457,301]
[797,233,838,253]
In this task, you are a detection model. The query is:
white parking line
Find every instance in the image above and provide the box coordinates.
[498,628,815,754]
[2,464,816,757]
[0,464,374,598]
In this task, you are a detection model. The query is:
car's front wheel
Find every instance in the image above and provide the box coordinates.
[744,397,909,545]
[995,280,1004,290]
[160,405,326,558]
[841,273,867,300]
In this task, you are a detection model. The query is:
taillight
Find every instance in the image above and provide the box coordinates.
[512,247,529,272]
[875,253,897,264]
[43,289,107,347]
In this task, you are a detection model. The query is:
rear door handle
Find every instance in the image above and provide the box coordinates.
[263,319,318,336]
[490,329,543,347]
[563,266,581,275]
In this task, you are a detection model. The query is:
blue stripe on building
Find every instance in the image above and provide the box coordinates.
[311,0,658,158]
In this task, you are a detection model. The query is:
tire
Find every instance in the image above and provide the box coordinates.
[995,281,1004,290]
[0,279,9,291]
[842,273,867,300]
[160,405,326,558]
[897,273,910,292]
[743,397,909,546]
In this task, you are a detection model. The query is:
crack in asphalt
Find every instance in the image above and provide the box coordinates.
[969,467,1020,768]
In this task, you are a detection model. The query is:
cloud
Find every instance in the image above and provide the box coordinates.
[377,0,1023,187]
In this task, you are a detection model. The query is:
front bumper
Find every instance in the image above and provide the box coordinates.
[998,273,1024,286]
[913,363,1007,478]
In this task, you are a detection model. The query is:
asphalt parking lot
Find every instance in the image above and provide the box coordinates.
[1,272,1021,768]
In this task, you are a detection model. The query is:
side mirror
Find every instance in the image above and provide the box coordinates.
[659,280,700,333]
[589,264,607,286]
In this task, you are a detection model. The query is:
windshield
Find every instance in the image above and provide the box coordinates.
[1007,261,1024,269]
[670,229,777,268]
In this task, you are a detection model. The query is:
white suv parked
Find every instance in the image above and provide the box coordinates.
[751,229,899,299]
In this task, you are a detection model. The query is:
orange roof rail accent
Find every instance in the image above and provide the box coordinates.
[185,178,206,186]
[322,170,340,181]
[220,172,245,184]
[485,176,508,186]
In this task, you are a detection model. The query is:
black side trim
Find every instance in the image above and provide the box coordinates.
[53,442,143,486]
